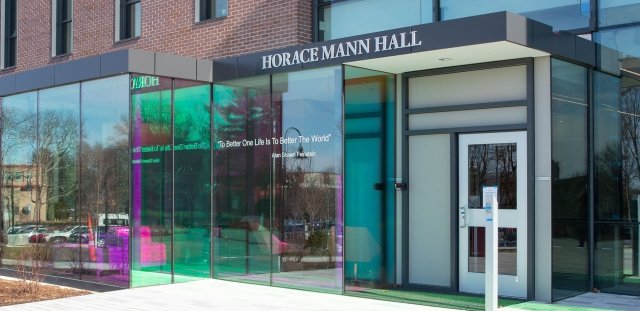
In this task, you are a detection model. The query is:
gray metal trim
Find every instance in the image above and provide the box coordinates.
[406,124,527,136]
[406,100,528,115]
[345,111,382,119]
[0,49,213,97]
[345,133,382,139]
[0,0,5,69]
[197,59,214,82]
[404,58,532,79]
[587,67,595,292]
[401,71,410,285]
[525,58,536,300]
[15,66,56,93]
[54,55,101,85]
[128,49,155,75]
[170,78,176,284]
[127,73,133,289]
[449,132,458,291]
[0,74,16,95]
[156,52,197,81]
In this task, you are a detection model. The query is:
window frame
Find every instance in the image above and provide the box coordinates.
[52,0,73,57]
[195,0,227,23]
[1,0,17,68]
[115,0,141,42]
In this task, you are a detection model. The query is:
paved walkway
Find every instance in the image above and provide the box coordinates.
[0,279,451,311]
[557,292,640,311]
[2,278,639,311]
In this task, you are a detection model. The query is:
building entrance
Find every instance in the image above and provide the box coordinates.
[458,131,528,298]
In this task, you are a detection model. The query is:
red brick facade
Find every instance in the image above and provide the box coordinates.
[1,0,313,75]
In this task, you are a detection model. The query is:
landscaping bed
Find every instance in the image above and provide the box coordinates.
[0,278,90,306]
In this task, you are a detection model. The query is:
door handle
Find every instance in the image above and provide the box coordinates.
[459,206,467,228]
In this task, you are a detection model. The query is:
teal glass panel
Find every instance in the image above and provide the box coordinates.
[344,66,395,290]
[173,80,211,281]
[271,67,343,293]
[551,59,590,300]
[319,0,432,40]
[79,75,130,287]
[344,117,381,135]
[1,92,39,269]
[38,84,81,279]
[441,0,590,31]
[213,76,272,285]
[131,75,173,287]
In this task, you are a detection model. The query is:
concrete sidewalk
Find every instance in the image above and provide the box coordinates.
[0,279,453,311]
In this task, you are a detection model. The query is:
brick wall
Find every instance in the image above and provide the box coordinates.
[1,0,313,75]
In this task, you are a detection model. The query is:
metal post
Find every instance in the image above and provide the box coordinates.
[483,186,498,311]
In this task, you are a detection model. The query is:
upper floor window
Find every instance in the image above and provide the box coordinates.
[53,0,73,56]
[1,0,17,68]
[196,0,228,22]
[116,0,141,41]
[318,0,432,41]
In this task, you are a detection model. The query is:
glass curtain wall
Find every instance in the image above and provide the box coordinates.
[38,85,80,280]
[212,67,344,293]
[318,0,432,40]
[318,0,590,40]
[1,92,39,272]
[0,76,130,287]
[130,75,212,287]
[212,76,272,285]
[343,66,395,290]
[79,75,131,287]
[173,80,212,282]
[594,75,640,295]
[551,59,590,300]
[440,0,590,31]
[131,76,174,287]
[272,67,343,292]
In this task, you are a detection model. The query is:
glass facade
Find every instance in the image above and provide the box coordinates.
[79,75,130,286]
[594,75,640,295]
[212,67,346,292]
[317,0,640,76]
[213,76,272,285]
[318,0,432,40]
[0,75,130,287]
[130,76,214,287]
[440,0,590,31]
[551,59,590,300]
[271,67,343,292]
[0,45,635,303]
[173,80,212,281]
[318,0,590,41]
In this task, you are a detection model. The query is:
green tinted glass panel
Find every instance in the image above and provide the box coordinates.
[213,76,272,285]
[173,80,211,281]
[131,75,173,287]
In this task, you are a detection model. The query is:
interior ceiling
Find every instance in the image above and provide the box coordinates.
[345,41,549,74]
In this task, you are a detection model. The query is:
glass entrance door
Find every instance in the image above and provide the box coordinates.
[458,131,527,298]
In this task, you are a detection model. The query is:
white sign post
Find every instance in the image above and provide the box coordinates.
[483,186,499,311]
